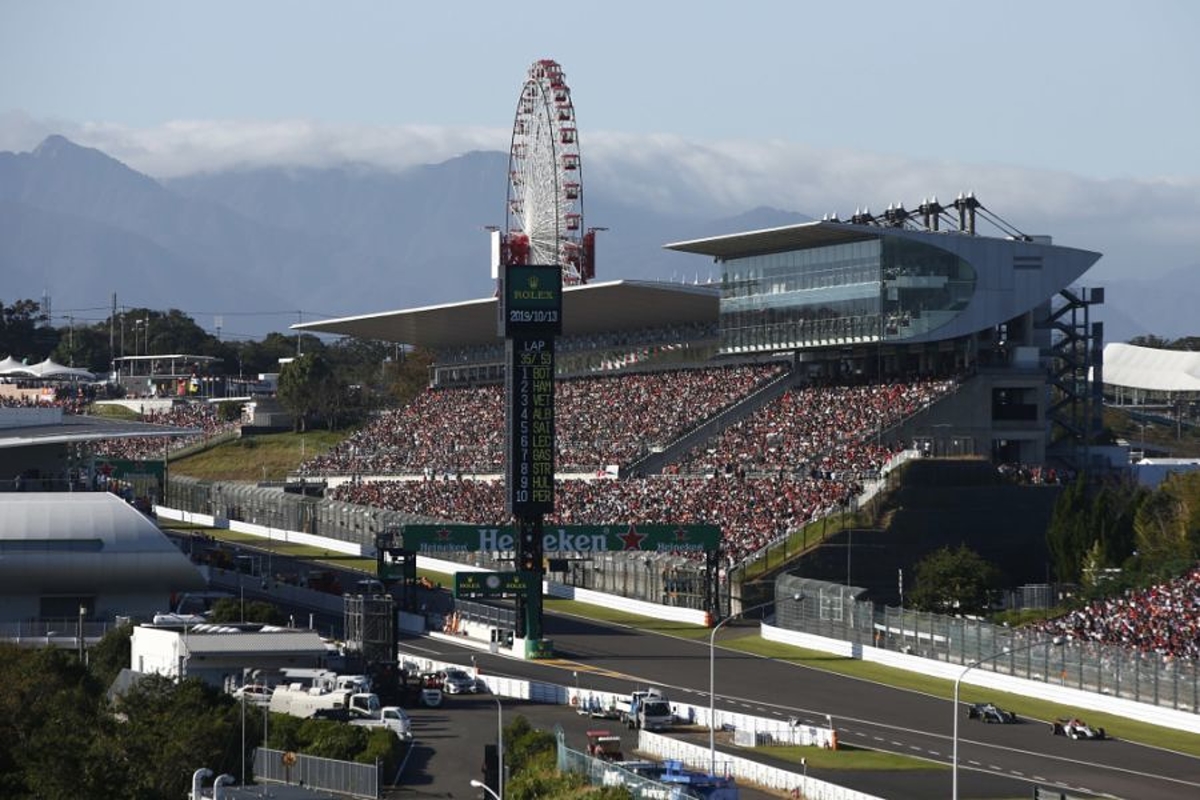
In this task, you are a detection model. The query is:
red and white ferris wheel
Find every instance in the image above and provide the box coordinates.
[502,58,596,285]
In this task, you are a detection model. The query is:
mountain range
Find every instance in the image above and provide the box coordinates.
[0,135,1187,343]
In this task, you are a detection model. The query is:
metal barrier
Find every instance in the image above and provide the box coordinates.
[774,577,1200,715]
[253,747,378,799]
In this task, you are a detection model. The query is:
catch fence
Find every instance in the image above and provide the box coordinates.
[774,577,1200,714]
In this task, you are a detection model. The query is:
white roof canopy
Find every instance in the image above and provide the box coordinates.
[1103,343,1200,393]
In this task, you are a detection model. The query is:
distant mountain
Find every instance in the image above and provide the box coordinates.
[0,134,1180,341]
[1101,266,1200,344]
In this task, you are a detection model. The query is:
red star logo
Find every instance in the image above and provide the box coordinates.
[672,527,690,543]
[618,525,647,551]
[435,527,453,541]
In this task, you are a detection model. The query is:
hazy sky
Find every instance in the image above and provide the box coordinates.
[2,0,1199,310]
[2,0,1197,180]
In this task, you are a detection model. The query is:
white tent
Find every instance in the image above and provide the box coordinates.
[25,357,95,381]
[0,356,34,376]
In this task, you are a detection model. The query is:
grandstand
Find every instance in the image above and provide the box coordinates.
[292,198,1103,600]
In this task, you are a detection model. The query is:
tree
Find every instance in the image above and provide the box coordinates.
[277,352,336,431]
[908,545,1000,616]
[207,597,286,625]
[0,644,108,800]
[1046,475,1091,582]
[1132,489,1190,575]
[111,675,243,800]
[0,298,57,361]
[89,623,134,688]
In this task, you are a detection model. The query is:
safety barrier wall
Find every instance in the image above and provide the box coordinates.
[761,624,1200,735]
[156,506,365,556]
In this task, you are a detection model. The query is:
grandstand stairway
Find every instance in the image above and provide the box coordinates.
[625,363,796,475]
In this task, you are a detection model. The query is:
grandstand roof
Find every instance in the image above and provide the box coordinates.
[664,220,878,259]
[1103,342,1200,393]
[292,279,719,348]
[0,409,201,451]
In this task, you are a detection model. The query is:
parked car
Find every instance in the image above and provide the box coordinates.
[1051,717,1106,740]
[233,684,274,706]
[418,672,444,707]
[440,668,478,694]
[966,702,1018,723]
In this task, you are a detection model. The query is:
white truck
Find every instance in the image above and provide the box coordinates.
[619,688,674,731]
[267,682,382,722]
[350,705,413,741]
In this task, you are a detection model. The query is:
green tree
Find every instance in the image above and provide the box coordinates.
[112,675,243,800]
[89,622,134,688]
[908,545,1000,615]
[0,644,107,800]
[1132,490,1190,573]
[277,352,340,431]
[1090,480,1144,571]
[0,298,57,361]
[1046,475,1091,582]
[206,597,286,625]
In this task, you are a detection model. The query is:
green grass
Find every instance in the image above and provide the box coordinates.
[170,429,347,480]
[90,403,141,420]
[753,743,945,771]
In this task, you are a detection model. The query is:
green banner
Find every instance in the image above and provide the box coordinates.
[401,523,721,554]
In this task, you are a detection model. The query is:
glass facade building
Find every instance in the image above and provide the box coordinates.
[720,236,976,354]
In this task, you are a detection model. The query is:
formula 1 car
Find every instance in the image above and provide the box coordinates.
[966,702,1018,723]
[1051,717,1106,740]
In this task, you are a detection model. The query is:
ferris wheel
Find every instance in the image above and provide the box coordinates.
[503,59,595,285]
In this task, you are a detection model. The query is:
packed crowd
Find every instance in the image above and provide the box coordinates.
[298,363,786,477]
[92,403,241,460]
[321,369,958,563]
[674,378,956,477]
[1031,565,1200,661]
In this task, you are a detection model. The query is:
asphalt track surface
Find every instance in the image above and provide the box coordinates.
[396,610,1200,800]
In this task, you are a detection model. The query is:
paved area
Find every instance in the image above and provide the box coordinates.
[388,692,784,799]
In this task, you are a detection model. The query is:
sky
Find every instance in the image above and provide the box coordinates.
[1,0,1199,295]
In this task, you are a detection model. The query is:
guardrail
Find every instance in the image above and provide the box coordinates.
[253,747,378,799]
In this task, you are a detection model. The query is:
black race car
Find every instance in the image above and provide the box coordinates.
[966,702,1018,723]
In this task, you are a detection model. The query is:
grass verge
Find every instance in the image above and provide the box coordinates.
[753,743,945,771]
[170,430,348,481]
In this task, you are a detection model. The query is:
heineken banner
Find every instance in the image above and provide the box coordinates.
[400,523,721,554]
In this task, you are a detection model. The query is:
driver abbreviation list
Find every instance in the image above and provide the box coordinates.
[512,338,554,507]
